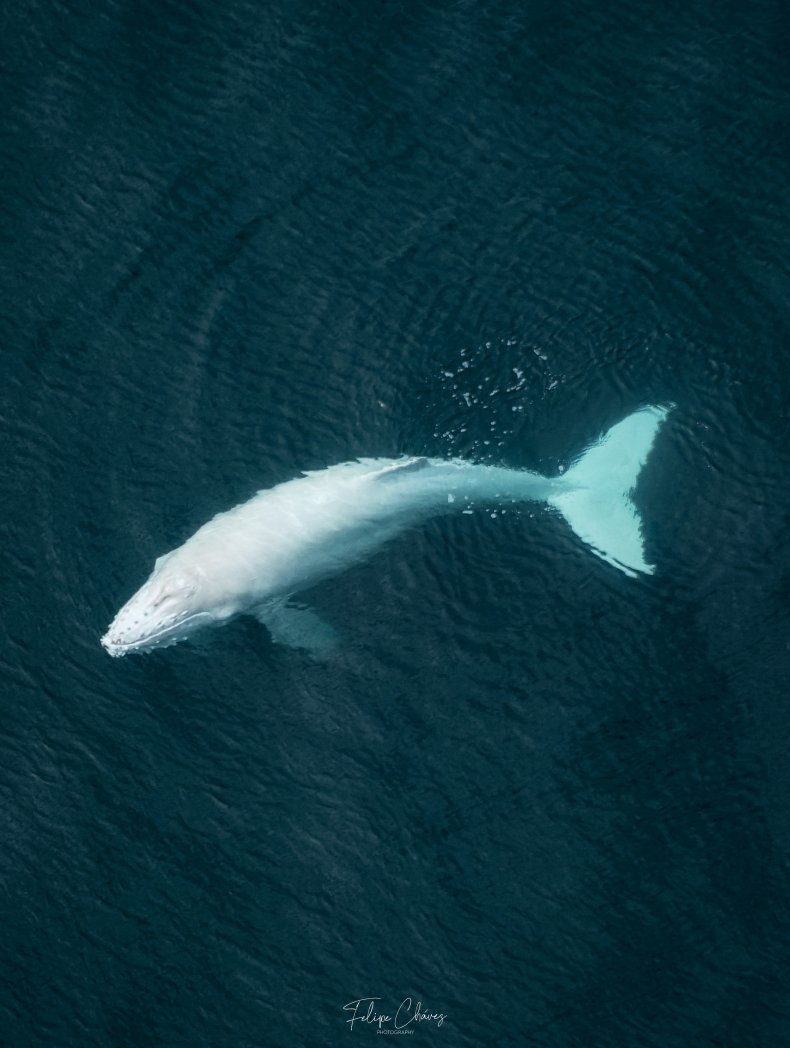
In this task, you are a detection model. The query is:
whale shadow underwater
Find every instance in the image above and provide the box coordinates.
[101,405,671,657]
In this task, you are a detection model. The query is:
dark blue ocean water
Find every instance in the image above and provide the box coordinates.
[2,0,790,1044]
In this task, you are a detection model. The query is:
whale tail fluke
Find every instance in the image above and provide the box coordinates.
[548,405,671,577]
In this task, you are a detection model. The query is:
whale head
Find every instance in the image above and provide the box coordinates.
[101,563,219,657]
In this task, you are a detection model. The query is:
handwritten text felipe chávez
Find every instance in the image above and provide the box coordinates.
[344,997,447,1031]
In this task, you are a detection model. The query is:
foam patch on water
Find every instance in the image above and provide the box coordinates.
[425,336,564,461]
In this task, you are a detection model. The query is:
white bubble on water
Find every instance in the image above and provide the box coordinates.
[427,334,565,457]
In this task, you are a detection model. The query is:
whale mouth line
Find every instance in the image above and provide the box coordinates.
[101,612,214,656]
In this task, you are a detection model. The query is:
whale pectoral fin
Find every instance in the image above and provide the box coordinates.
[252,601,338,653]
[367,457,430,482]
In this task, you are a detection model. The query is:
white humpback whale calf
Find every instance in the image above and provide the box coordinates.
[101,405,670,656]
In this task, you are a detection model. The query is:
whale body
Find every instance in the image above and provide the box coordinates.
[101,405,670,656]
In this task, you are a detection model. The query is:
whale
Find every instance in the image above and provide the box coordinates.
[100,405,670,657]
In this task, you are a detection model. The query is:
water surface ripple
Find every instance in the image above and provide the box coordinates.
[2,0,789,1044]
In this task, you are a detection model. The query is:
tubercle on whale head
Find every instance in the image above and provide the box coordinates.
[101,634,128,658]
